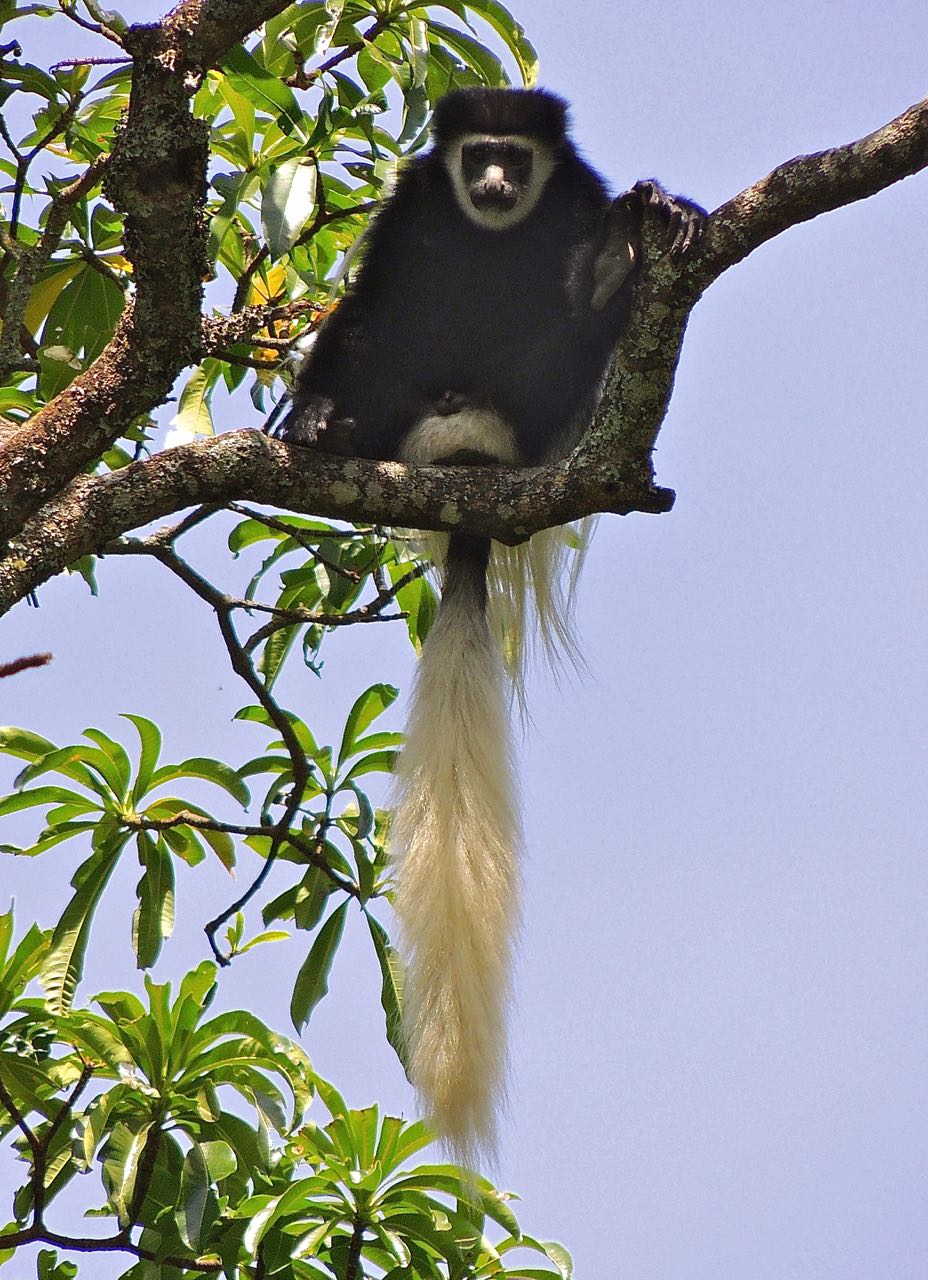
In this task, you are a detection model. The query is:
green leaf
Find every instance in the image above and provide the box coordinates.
[291,1217,340,1259]
[342,748,398,784]
[365,912,406,1067]
[0,725,56,762]
[62,1012,134,1073]
[462,0,539,83]
[176,1141,216,1251]
[393,566,438,650]
[373,1116,431,1176]
[289,902,348,1033]
[346,784,374,842]
[294,868,333,932]
[0,914,48,1014]
[502,1237,574,1280]
[41,840,125,1013]
[101,1120,153,1227]
[36,1248,78,1280]
[171,362,218,438]
[39,264,124,396]
[429,21,505,86]
[82,727,132,796]
[0,784,93,817]
[24,260,82,335]
[222,45,306,137]
[336,683,399,769]
[149,756,250,806]
[261,156,318,257]
[132,830,176,970]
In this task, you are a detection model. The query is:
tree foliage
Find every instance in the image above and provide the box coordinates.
[2,1,928,1276]
[0,2,577,1276]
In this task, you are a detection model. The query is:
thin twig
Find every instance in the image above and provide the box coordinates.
[126,812,359,896]
[210,348,280,371]
[0,653,52,677]
[49,56,131,70]
[107,535,314,961]
[0,1073,41,1161]
[289,16,390,88]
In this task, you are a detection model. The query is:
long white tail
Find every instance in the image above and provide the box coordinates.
[391,533,519,1163]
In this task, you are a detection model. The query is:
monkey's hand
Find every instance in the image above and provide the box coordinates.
[267,391,334,446]
[267,393,358,455]
[614,179,707,262]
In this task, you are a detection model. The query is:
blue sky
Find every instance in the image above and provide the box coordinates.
[2,2,928,1277]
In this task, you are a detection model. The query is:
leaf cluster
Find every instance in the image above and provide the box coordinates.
[0,912,571,1277]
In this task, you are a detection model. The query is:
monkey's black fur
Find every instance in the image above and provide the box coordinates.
[271,88,706,1157]
[275,87,704,464]
[431,86,568,149]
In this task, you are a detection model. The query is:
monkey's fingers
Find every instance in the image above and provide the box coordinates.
[668,204,706,261]
[269,392,335,446]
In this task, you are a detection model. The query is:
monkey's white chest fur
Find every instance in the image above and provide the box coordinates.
[398,402,520,465]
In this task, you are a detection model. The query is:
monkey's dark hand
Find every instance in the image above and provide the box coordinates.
[615,179,707,262]
[267,391,335,447]
[268,395,359,456]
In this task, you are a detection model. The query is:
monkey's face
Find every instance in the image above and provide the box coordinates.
[445,133,556,231]
[461,139,533,213]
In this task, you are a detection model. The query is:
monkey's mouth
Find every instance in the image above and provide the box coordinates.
[470,182,518,212]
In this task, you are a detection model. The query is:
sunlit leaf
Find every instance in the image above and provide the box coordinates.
[261,156,318,257]
[41,839,125,1014]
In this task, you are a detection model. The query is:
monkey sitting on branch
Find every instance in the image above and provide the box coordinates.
[271,86,706,1163]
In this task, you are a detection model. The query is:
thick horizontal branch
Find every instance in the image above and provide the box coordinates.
[3,89,927,615]
[0,430,672,616]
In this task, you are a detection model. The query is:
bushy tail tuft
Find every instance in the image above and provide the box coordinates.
[391,533,519,1164]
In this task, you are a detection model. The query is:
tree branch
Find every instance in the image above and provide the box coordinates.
[0,1223,222,1273]
[0,428,671,617]
[0,0,301,545]
[97,529,317,961]
[124,811,360,897]
[2,92,926,617]
[0,653,53,678]
[160,0,297,70]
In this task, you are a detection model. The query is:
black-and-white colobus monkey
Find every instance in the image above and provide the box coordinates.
[273,87,705,1161]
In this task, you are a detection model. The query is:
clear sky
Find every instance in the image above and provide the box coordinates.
[2,2,928,1277]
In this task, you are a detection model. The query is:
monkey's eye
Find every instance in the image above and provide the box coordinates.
[463,142,494,168]
[498,144,533,175]
[462,141,534,182]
